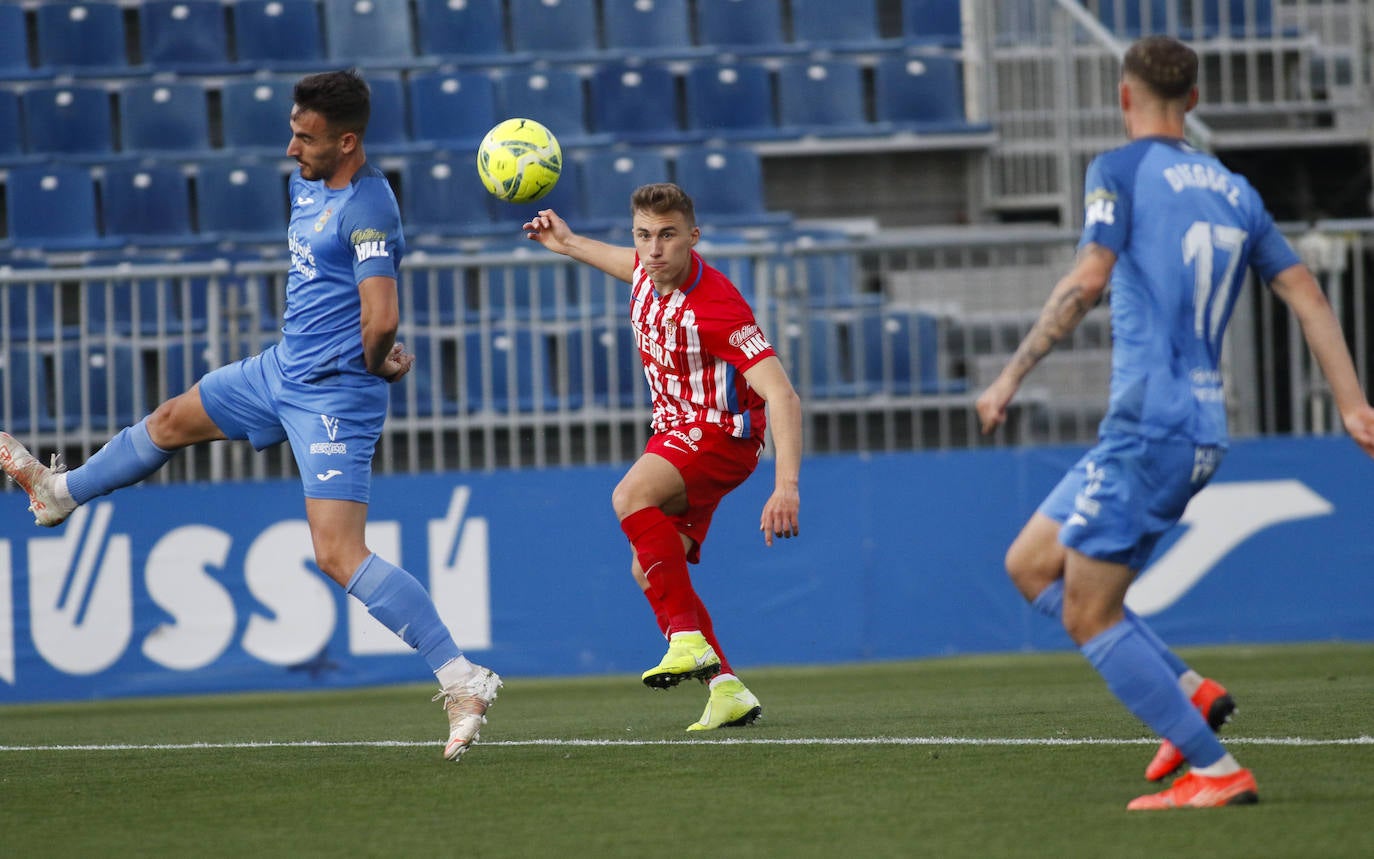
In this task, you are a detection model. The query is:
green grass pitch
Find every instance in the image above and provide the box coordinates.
[2,642,1371,858]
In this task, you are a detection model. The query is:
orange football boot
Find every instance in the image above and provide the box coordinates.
[1145,677,1236,781]
[1128,769,1258,810]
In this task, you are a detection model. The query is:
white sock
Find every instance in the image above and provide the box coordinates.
[709,673,738,689]
[1177,669,1204,698]
[669,630,702,640]
[435,655,477,689]
[1192,753,1242,777]
[51,472,77,507]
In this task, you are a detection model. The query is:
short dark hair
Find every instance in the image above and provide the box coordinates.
[1122,36,1198,101]
[630,183,696,227]
[293,69,371,136]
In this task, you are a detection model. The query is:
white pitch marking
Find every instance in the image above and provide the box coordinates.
[1,736,1371,752]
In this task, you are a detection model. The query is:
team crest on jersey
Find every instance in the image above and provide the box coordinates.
[663,314,677,337]
[313,207,333,232]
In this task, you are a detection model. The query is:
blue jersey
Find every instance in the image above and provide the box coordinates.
[1080,136,1299,445]
[280,163,405,382]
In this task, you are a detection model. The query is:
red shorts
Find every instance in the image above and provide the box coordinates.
[644,423,763,563]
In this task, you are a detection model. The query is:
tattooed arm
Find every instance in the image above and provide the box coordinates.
[976,243,1116,434]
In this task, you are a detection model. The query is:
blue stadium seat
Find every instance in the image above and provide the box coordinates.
[363,73,422,155]
[21,84,116,160]
[672,145,789,227]
[466,326,556,413]
[790,0,886,50]
[589,63,694,144]
[120,82,213,154]
[401,155,498,237]
[100,163,197,246]
[496,69,606,148]
[874,53,989,134]
[902,0,963,46]
[857,308,954,396]
[474,256,578,322]
[2,263,58,340]
[694,0,795,55]
[489,161,590,233]
[684,62,786,141]
[0,88,32,165]
[415,0,515,63]
[233,0,327,70]
[0,347,56,434]
[589,321,644,408]
[59,343,141,430]
[221,79,294,153]
[508,0,599,58]
[400,258,464,326]
[195,161,289,243]
[323,0,416,66]
[602,0,705,59]
[4,165,115,250]
[35,2,130,73]
[79,264,181,336]
[140,1,232,72]
[581,149,670,223]
[389,334,464,416]
[0,3,42,79]
[776,59,877,137]
[408,71,498,149]
[783,314,844,399]
[1093,0,1170,36]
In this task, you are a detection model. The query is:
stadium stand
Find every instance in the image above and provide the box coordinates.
[220,79,295,153]
[507,0,600,59]
[322,0,418,66]
[415,0,517,63]
[100,163,198,246]
[35,2,131,74]
[408,70,499,149]
[673,145,790,227]
[496,69,607,148]
[693,0,796,55]
[775,59,879,138]
[363,72,425,154]
[873,52,989,133]
[0,346,54,434]
[401,154,498,237]
[0,2,41,79]
[58,342,140,430]
[684,62,788,141]
[194,160,288,243]
[0,88,31,165]
[602,0,707,59]
[119,82,214,155]
[589,63,695,144]
[21,84,116,161]
[580,149,671,224]
[4,164,114,250]
[232,0,329,70]
[140,0,233,72]
[902,0,963,46]
[790,0,889,51]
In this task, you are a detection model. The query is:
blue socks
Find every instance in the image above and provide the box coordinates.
[1081,619,1225,768]
[65,418,174,504]
[346,554,462,673]
[1031,580,1189,676]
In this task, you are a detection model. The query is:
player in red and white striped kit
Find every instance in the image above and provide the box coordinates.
[523,183,802,730]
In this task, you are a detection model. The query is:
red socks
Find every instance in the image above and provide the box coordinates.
[620,507,700,635]
[640,586,734,677]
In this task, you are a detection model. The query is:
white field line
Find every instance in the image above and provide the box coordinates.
[2,736,1372,752]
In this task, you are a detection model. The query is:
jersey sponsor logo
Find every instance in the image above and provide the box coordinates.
[316,469,343,482]
[354,240,387,262]
[1084,189,1116,227]
[295,195,315,206]
[288,229,317,280]
[309,442,347,455]
[668,429,701,451]
[730,323,771,359]
[320,414,340,441]
[661,439,693,455]
[635,327,677,371]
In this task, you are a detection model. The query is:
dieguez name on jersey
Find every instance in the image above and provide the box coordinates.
[729,324,770,359]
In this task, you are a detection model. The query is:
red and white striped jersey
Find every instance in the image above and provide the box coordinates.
[629,251,775,440]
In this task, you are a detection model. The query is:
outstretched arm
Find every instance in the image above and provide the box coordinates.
[522,208,637,283]
[1270,263,1374,456]
[742,356,802,546]
[976,243,1115,434]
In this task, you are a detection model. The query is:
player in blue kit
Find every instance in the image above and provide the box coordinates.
[976,36,1374,809]
[0,70,501,761]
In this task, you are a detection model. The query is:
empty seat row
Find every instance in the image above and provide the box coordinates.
[0,53,980,166]
[0,144,782,251]
[0,0,963,80]
[1089,0,1276,39]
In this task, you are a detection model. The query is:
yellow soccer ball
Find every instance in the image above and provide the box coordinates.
[476,118,562,204]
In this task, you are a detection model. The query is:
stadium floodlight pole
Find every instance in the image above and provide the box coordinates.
[1053,0,1216,153]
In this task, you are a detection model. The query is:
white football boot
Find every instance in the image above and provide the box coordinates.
[0,433,77,527]
[434,666,503,761]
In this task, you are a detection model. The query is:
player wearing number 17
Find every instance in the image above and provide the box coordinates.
[975,36,1374,810]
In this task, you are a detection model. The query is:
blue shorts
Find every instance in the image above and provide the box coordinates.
[198,345,388,503]
[1039,434,1223,570]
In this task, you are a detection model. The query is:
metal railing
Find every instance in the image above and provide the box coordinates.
[3,221,1370,482]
